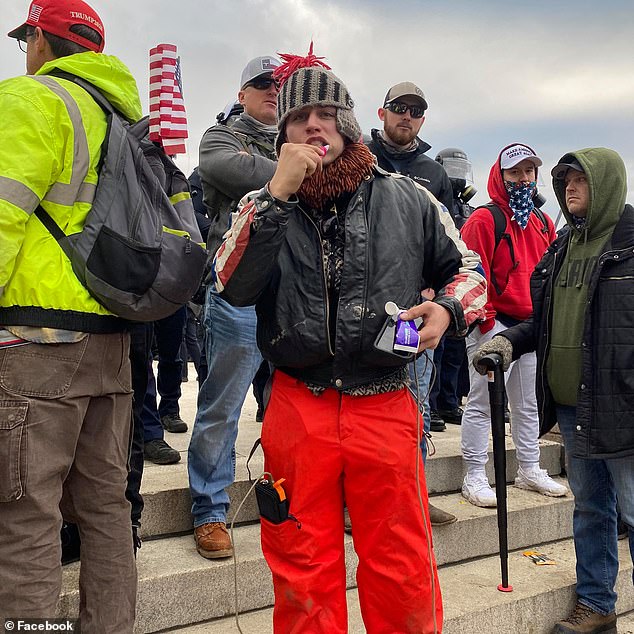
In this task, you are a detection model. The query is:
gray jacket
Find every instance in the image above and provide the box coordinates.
[199,113,278,254]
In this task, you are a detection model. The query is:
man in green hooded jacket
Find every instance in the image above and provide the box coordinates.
[473,147,633,634]
[0,0,140,628]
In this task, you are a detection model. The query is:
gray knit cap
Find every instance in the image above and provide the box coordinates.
[275,66,362,154]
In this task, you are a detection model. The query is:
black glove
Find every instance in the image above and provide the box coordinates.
[472,335,513,375]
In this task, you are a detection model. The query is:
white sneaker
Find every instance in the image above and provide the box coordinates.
[462,472,497,507]
[515,466,568,497]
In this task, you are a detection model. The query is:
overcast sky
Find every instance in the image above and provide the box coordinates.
[2,0,633,220]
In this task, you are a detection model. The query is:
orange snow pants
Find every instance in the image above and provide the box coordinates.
[260,370,443,634]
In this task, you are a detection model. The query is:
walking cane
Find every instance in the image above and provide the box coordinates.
[480,352,513,592]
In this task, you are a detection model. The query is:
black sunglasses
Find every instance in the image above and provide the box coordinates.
[244,77,280,91]
[385,101,425,119]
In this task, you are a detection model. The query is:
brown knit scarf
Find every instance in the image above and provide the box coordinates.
[297,143,375,209]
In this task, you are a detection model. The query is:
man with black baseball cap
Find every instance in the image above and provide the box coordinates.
[368,81,452,210]
[366,81,456,526]
[474,147,633,634]
[1,0,139,628]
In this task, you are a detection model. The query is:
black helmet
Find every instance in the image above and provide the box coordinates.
[436,147,476,203]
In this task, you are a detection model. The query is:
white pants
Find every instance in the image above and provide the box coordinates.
[461,319,540,472]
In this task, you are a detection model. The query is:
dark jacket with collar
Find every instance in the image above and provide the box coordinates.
[213,165,487,391]
[501,148,633,459]
[366,129,453,212]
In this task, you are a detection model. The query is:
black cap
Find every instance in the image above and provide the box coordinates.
[551,158,584,180]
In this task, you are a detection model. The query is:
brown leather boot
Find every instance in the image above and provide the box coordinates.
[552,602,617,633]
[428,503,457,526]
[194,522,233,559]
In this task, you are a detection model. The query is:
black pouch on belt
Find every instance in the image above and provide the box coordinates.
[255,478,290,524]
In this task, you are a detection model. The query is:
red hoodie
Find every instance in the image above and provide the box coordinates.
[461,147,556,333]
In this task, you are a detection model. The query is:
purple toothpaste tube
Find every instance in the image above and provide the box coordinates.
[385,302,420,354]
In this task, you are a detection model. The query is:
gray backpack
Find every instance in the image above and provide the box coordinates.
[34,71,207,322]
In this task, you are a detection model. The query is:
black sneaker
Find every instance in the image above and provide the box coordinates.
[161,413,188,433]
[132,524,142,557]
[144,438,181,464]
[61,522,81,565]
[344,508,353,535]
[430,410,446,432]
[617,519,628,540]
[438,407,463,426]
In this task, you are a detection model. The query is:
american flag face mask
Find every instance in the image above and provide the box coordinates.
[505,180,537,230]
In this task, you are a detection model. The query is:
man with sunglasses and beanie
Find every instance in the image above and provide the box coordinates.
[367,81,457,527]
[473,148,633,634]
[188,55,281,559]
[459,143,568,508]
[0,0,139,628]
[213,46,487,633]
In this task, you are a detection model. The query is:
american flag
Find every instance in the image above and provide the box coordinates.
[28,4,44,23]
[149,44,188,156]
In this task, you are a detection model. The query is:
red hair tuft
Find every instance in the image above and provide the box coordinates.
[273,42,331,87]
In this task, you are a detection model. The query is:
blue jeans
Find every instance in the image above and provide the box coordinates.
[557,405,634,615]
[188,289,263,526]
[408,349,433,461]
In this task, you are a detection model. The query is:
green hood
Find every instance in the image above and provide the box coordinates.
[36,52,142,123]
[548,147,627,407]
[553,147,627,241]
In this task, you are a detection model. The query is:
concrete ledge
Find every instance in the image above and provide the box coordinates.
[140,423,564,538]
[175,540,633,634]
[57,525,358,633]
[58,485,577,632]
[140,382,564,538]
[432,482,573,565]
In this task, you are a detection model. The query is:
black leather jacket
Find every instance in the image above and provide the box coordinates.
[214,167,486,390]
[502,205,634,459]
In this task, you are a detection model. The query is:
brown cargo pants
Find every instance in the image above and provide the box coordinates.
[0,332,137,633]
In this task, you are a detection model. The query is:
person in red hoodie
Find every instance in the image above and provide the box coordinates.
[460,143,568,507]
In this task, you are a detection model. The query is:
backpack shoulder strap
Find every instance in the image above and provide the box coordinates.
[31,70,119,259]
[230,130,255,154]
[482,203,507,253]
[532,207,550,235]
[43,69,118,117]
[230,130,276,158]
[33,204,69,248]
[482,203,516,296]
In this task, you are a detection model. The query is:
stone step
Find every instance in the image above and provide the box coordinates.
[141,382,564,538]
[58,483,576,632]
[140,425,565,539]
[177,540,633,634]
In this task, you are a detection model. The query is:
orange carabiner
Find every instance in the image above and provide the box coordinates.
[272,477,287,502]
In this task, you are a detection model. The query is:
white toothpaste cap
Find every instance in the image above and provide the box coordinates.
[385,301,400,316]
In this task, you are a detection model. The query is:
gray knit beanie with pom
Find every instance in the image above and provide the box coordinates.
[275,66,362,154]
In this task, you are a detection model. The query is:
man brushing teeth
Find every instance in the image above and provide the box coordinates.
[213,46,486,633]
[267,105,341,185]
